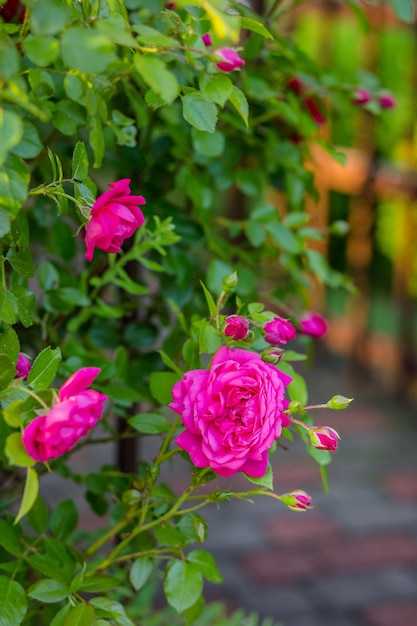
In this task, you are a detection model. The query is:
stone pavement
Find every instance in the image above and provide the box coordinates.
[43,350,417,626]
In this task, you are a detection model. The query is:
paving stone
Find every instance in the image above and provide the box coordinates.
[361,600,417,626]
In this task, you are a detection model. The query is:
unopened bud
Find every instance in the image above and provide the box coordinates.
[222,271,238,290]
[326,395,353,410]
[224,315,249,341]
[309,426,340,451]
[280,490,312,512]
[15,353,31,380]
[261,346,284,364]
[287,400,302,414]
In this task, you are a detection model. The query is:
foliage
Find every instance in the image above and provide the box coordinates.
[0,0,392,623]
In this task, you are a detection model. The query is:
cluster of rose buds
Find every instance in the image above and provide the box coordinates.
[351,87,396,109]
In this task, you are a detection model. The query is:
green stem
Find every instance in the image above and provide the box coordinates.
[85,505,137,556]
[11,384,50,411]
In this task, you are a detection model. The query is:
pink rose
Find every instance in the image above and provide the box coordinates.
[170,346,291,478]
[263,317,296,345]
[84,179,146,261]
[309,426,340,451]
[15,353,31,380]
[224,315,249,341]
[298,311,328,338]
[214,48,245,72]
[202,33,213,46]
[22,368,107,462]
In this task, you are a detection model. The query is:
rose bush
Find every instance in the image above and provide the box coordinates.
[171,346,292,478]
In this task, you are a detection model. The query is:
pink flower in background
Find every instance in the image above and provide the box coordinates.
[22,368,107,462]
[15,353,31,380]
[214,48,245,72]
[304,97,325,125]
[202,33,213,46]
[280,490,312,512]
[298,311,328,338]
[224,315,249,341]
[351,88,371,105]
[378,91,396,109]
[309,426,340,451]
[263,317,296,345]
[171,346,291,478]
[84,179,146,261]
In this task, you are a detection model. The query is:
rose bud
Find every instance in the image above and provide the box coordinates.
[202,33,213,46]
[326,395,353,410]
[309,426,340,451]
[213,48,245,72]
[298,311,328,338]
[261,346,284,364]
[15,353,31,380]
[378,91,396,109]
[84,179,145,261]
[263,317,296,345]
[280,490,312,512]
[351,88,371,105]
[224,315,249,341]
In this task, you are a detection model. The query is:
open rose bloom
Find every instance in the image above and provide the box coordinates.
[84,178,146,261]
[170,346,291,478]
[22,368,107,462]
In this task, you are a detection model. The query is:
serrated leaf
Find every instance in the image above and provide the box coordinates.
[244,462,273,490]
[200,74,233,107]
[128,412,170,434]
[134,54,179,103]
[62,604,95,626]
[61,27,116,73]
[0,519,22,557]
[240,16,272,39]
[199,320,221,354]
[72,141,89,181]
[14,467,38,524]
[0,576,27,626]
[182,94,218,133]
[28,578,69,603]
[27,346,61,391]
[5,433,36,468]
[187,550,223,583]
[228,86,248,126]
[129,557,154,591]
[164,560,203,613]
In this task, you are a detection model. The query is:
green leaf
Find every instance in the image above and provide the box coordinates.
[9,286,36,327]
[199,320,221,354]
[266,222,303,254]
[158,350,184,376]
[7,247,35,278]
[244,462,273,490]
[5,433,36,468]
[62,604,95,626]
[61,27,116,73]
[228,86,248,126]
[50,604,71,626]
[199,281,218,317]
[27,495,49,534]
[129,557,154,591]
[14,467,39,524]
[389,0,414,22]
[0,109,23,167]
[49,499,78,539]
[28,579,69,603]
[90,117,105,168]
[200,74,233,107]
[30,0,71,36]
[132,24,178,48]
[0,519,22,557]
[192,129,225,158]
[240,16,273,39]
[0,154,30,214]
[287,372,308,406]
[23,36,59,66]
[128,412,170,435]
[164,560,203,613]
[79,575,121,593]
[89,597,134,625]
[134,54,179,103]
[307,444,332,467]
[27,346,62,391]
[2,400,24,428]
[53,100,85,136]
[187,550,223,583]
[72,142,89,181]
[149,371,180,405]
[182,94,218,133]
[0,576,27,626]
